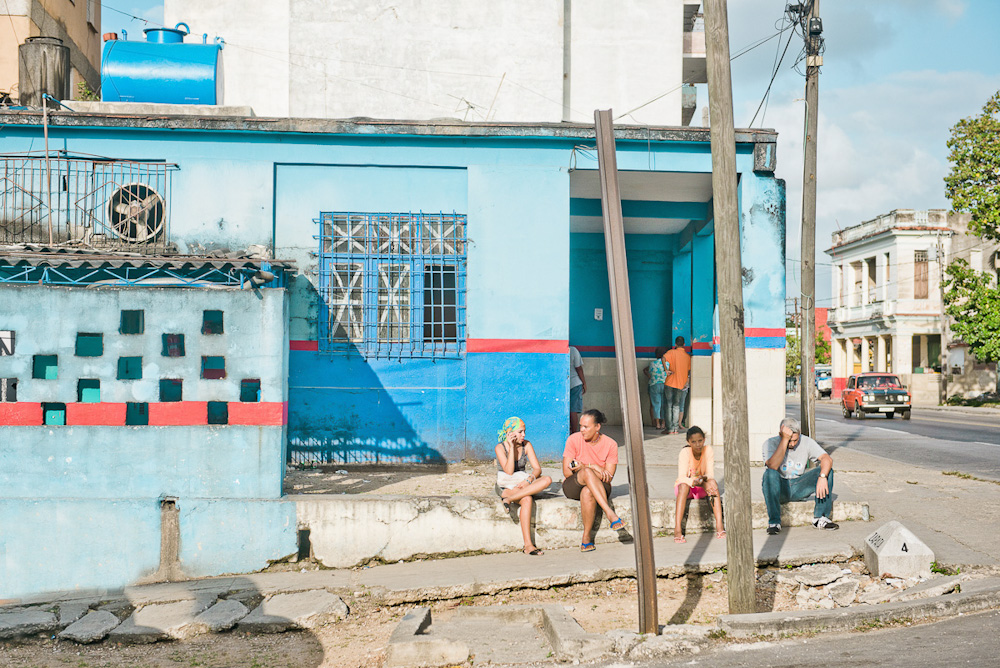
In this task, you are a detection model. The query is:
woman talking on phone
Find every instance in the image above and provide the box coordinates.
[561,409,625,552]
[495,417,553,555]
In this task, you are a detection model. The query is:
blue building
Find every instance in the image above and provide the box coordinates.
[0,109,785,596]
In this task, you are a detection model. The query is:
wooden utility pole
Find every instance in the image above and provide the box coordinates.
[594,109,659,635]
[799,0,822,437]
[937,236,949,402]
[703,0,755,615]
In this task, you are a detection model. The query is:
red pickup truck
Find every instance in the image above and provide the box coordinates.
[841,372,911,420]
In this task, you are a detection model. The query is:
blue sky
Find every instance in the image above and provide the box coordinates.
[102,1,1000,305]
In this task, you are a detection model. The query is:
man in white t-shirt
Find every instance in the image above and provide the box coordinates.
[761,417,837,535]
[569,346,586,432]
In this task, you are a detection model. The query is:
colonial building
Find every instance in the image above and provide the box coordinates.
[826,209,998,403]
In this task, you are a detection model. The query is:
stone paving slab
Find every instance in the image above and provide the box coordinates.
[0,608,59,639]
[187,599,250,635]
[57,603,92,626]
[108,596,217,643]
[238,590,348,633]
[58,610,121,644]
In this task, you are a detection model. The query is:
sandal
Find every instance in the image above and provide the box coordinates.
[580,542,596,552]
[674,535,687,544]
[716,530,726,539]
[609,519,625,532]
[524,548,543,556]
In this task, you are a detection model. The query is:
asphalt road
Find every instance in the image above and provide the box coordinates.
[622,609,1000,667]
[785,398,1000,482]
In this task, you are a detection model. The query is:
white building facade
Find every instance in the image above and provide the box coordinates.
[164,0,706,124]
[826,209,999,404]
[826,209,953,405]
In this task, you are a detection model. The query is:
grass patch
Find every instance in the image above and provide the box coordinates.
[855,616,912,632]
[930,561,960,576]
[943,471,1000,486]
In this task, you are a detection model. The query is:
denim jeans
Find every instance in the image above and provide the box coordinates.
[664,385,687,432]
[762,467,834,526]
[649,382,665,421]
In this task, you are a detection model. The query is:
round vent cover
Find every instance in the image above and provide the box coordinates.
[107,183,165,242]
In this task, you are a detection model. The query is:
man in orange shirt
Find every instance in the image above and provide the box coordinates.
[662,336,691,435]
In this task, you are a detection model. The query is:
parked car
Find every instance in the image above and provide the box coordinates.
[815,364,833,398]
[841,372,911,420]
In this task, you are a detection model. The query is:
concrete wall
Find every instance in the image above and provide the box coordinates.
[1,0,102,98]
[0,284,293,598]
[165,0,686,124]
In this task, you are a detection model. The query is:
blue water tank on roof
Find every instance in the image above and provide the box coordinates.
[101,22,224,105]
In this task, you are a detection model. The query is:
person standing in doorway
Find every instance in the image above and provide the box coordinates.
[662,336,691,435]
[569,345,586,433]
[643,346,669,430]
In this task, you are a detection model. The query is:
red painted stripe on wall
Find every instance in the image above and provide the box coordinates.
[150,402,209,425]
[744,328,787,337]
[229,402,287,425]
[0,402,43,425]
[691,342,713,350]
[467,339,568,353]
[289,340,319,351]
[67,403,127,425]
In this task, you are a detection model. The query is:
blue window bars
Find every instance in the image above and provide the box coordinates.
[316,211,467,358]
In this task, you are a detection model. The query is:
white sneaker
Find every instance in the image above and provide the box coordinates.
[813,517,839,530]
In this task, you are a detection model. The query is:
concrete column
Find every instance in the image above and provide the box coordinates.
[894,333,913,374]
[861,337,871,372]
[861,258,871,304]
[831,337,848,398]
[672,250,693,344]
[920,335,929,369]
[689,230,714,433]
[876,336,887,372]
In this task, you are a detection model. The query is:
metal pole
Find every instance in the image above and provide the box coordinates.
[594,109,658,635]
[937,236,949,401]
[799,0,821,437]
[703,0,756,615]
[43,99,53,245]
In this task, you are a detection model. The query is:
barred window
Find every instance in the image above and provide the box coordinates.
[317,212,467,357]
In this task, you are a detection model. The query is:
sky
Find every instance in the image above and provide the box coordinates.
[101,1,1000,308]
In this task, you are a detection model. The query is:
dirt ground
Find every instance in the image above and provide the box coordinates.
[0,573,799,668]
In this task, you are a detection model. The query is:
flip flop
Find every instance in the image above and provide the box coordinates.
[524,548,543,556]
[716,530,726,539]
[580,542,596,552]
[674,535,687,544]
[609,519,625,531]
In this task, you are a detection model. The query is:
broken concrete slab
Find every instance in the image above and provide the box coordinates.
[186,599,250,635]
[57,603,92,627]
[827,579,860,606]
[628,632,709,660]
[384,608,469,668]
[605,629,643,655]
[238,590,348,633]
[108,596,216,643]
[887,575,964,602]
[541,604,613,662]
[58,611,121,644]
[0,608,59,639]
[794,563,846,586]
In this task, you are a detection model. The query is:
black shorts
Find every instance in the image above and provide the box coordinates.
[562,471,612,500]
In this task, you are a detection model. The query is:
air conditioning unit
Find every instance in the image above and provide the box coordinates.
[106,183,165,243]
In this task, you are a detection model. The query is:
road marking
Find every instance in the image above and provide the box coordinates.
[817,418,839,423]
[974,441,1000,448]
[870,426,905,433]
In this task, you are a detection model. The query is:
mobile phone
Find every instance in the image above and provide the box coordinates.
[570,460,579,470]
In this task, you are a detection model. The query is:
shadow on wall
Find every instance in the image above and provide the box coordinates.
[286,278,455,466]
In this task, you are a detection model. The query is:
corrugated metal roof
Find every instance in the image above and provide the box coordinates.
[0,244,294,270]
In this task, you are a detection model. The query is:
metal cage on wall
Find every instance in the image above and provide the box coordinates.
[0,153,177,253]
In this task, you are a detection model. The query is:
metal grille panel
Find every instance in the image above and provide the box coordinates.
[0,154,176,253]
[317,211,467,358]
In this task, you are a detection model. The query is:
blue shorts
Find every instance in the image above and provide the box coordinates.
[570,384,584,413]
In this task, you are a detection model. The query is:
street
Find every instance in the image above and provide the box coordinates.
[787,399,1000,482]
[610,609,1000,667]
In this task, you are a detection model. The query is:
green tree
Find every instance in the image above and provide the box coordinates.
[943,91,1000,362]
[785,333,800,377]
[815,330,831,365]
[945,91,1000,241]
[943,259,1000,363]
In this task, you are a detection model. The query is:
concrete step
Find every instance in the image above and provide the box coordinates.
[293,493,870,568]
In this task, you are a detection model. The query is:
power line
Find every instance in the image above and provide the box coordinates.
[748,23,796,127]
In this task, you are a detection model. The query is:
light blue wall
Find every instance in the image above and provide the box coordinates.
[179,499,296,577]
[671,249,693,344]
[691,228,716,349]
[738,172,787,330]
[569,233,675,353]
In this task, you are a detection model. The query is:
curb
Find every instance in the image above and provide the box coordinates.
[718,577,1000,637]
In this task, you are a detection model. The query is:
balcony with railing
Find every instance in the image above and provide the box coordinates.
[828,299,894,326]
[831,209,948,249]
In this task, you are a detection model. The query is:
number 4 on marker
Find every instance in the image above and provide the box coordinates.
[901,543,908,552]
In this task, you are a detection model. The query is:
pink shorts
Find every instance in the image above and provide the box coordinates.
[675,483,709,500]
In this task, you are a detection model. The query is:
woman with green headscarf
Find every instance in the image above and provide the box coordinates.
[495,416,553,555]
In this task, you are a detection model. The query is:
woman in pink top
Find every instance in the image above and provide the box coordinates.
[673,425,725,543]
[562,409,626,552]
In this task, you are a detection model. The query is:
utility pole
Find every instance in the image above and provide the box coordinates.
[703,0,755,615]
[594,109,658,635]
[937,235,949,403]
[798,0,822,437]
